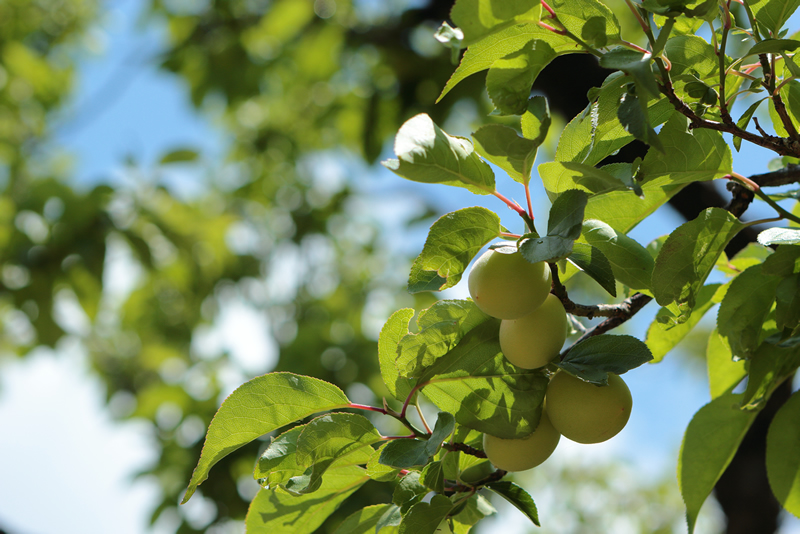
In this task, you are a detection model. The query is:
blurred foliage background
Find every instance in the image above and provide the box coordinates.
[0,1,700,533]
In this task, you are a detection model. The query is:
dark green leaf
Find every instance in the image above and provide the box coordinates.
[393,472,429,511]
[776,274,800,331]
[599,48,659,99]
[547,189,588,239]
[519,234,575,264]
[255,426,307,488]
[652,208,744,317]
[556,334,653,385]
[427,412,456,456]
[382,114,495,195]
[420,461,445,493]
[367,444,402,482]
[746,38,800,56]
[398,495,454,534]
[408,207,503,293]
[485,481,540,526]
[766,390,800,517]
[377,505,403,532]
[617,91,663,151]
[717,264,781,359]
[184,373,351,503]
[567,242,617,296]
[762,244,800,276]
[678,394,758,534]
[452,494,496,530]
[380,439,433,469]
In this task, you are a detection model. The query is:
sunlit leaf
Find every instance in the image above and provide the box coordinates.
[766,390,800,518]
[678,393,757,534]
[184,373,350,503]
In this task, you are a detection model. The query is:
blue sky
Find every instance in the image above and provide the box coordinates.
[0,1,799,533]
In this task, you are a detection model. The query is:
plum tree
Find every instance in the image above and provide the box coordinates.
[482,411,561,472]
[499,293,568,369]
[546,372,632,444]
[467,247,552,319]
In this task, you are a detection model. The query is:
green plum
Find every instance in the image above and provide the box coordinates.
[467,247,552,320]
[499,293,567,369]
[482,411,560,472]
[545,372,632,444]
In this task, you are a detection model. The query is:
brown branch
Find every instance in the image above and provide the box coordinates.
[749,164,800,187]
[446,441,487,458]
[550,263,649,319]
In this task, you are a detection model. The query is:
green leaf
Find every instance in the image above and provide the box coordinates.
[767,390,800,518]
[519,189,588,263]
[581,219,654,290]
[556,334,653,385]
[472,124,539,183]
[333,504,399,534]
[382,114,495,195]
[646,283,722,362]
[379,309,417,401]
[717,264,781,359]
[776,274,800,331]
[285,413,382,494]
[418,321,549,439]
[617,90,663,151]
[393,472,429,512]
[706,329,746,399]
[762,244,800,276]
[408,207,503,293]
[367,444,402,482]
[651,208,744,317]
[664,36,718,81]
[567,242,617,296]
[678,393,758,534]
[451,494,496,530]
[245,465,368,534]
[396,299,492,378]
[450,0,541,46]
[159,148,199,164]
[548,0,622,48]
[427,412,456,456]
[486,41,557,115]
[639,114,732,186]
[420,461,445,493]
[522,96,552,145]
[555,72,673,166]
[748,0,800,36]
[438,25,576,102]
[599,48,659,99]
[746,38,800,56]
[255,426,307,488]
[377,505,403,532]
[380,439,434,468]
[741,342,800,409]
[184,373,350,503]
[399,494,454,534]
[758,227,800,245]
[485,481,540,526]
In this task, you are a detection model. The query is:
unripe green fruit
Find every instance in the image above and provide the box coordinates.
[467,247,552,320]
[499,293,567,369]
[545,372,632,444]
[482,411,560,472]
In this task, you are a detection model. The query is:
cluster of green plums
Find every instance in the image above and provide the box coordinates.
[468,247,633,472]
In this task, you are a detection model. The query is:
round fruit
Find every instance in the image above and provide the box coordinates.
[545,372,632,444]
[499,293,568,369]
[482,411,560,472]
[467,247,552,320]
